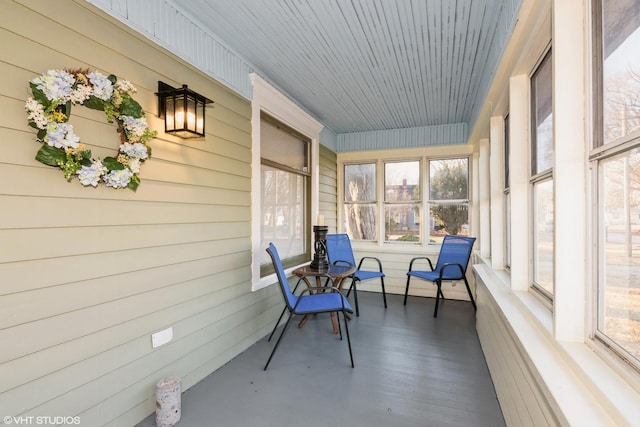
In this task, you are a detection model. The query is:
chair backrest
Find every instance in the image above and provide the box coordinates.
[325,234,356,267]
[266,243,298,311]
[435,235,476,274]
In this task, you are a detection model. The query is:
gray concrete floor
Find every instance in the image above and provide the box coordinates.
[137,291,505,427]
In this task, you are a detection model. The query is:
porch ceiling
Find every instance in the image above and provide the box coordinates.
[170,0,513,134]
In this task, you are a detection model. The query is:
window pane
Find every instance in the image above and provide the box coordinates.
[505,114,510,189]
[428,202,469,242]
[385,161,420,201]
[429,159,469,200]
[601,1,640,145]
[344,204,376,240]
[344,163,376,201]
[428,158,469,241]
[599,148,640,361]
[385,204,420,241]
[534,179,554,294]
[532,51,553,174]
[505,191,511,268]
[344,163,377,241]
[384,161,420,243]
[261,165,306,266]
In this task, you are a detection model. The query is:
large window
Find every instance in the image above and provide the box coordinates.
[531,49,554,298]
[593,0,640,367]
[259,115,311,274]
[341,155,470,245]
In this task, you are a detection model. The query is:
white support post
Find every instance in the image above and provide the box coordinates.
[479,138,491,258]
[552,0,586,342]
[490,116,506,270]
[509,74,531,291]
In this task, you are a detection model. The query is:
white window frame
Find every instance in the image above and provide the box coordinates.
[503,113,511,270]
[250,74,323,291]
[529,46,555,300]
[337,145,474,253]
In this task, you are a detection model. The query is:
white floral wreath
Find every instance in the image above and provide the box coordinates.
[25,68,157,190]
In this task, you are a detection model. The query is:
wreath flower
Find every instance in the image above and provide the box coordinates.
[24,68,157,191]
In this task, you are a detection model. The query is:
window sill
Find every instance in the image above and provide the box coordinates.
[473,256,640,426]
[253,261,309,292]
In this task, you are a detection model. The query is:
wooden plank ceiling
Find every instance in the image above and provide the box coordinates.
[171,0,510,134]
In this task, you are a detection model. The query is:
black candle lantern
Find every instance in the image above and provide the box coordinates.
[156,81,213,139]
[310,225,329,271]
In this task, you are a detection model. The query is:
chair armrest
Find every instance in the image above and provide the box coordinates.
[291,277,308,294]
[332,259,355,267]
[437,263,465,280]
[408,256,435,272]
[357,256,384,272]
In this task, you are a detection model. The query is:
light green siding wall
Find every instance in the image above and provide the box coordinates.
[0,1,281,425]
[319,145,337,232]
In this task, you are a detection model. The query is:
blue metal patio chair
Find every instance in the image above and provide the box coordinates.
[325,233,387,317]
[403,235,476,318]
[264,243,355,370]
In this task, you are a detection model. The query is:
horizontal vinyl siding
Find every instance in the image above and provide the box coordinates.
[0,1,280,425]
[318,145,338,231]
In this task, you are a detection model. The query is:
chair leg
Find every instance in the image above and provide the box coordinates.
[434,280,442,318]
[463,277,477,311]
[342,310,354,368]
[269,278,302,341]
[380,276,387,309]
[268,306,287,342]
[403,275,411,305]
[264,313,293,371]
[346,278,359,316]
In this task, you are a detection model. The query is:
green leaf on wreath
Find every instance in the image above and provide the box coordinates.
[108,75,117,85]
[61,101,71,119]
[29,83,50,108]
[128,174,140,191]
[102,157,124,171]
[78,150,92,167]
[84,95,106,111]
[35,145,66,167]
[119,96,143,118]
[80,150,92,161]
[36,129,47,140]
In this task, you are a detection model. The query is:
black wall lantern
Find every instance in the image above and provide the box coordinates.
[156,81,213,139]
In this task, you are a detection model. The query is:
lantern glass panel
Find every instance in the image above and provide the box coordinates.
[196,102,204,134]
[186,95,196,132]
[165,96,175,132]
